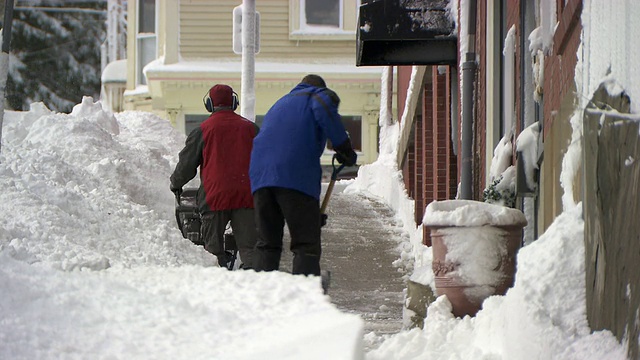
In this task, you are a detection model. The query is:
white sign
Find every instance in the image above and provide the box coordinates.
[232,6,260,55]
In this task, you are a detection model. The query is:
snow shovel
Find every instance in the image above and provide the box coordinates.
[320,154,346,227]
[319,154,345,295]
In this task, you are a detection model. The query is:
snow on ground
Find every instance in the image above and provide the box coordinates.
[349,154,626,359]
[0,96,628,359]
[0,99,362,360]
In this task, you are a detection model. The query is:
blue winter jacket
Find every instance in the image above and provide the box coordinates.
[249,83,349,200]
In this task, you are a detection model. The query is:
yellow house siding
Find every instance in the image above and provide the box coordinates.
[180,1,355,60]
[180,2,235,57]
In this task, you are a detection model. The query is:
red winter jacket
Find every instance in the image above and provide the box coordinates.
[170,109,259,213]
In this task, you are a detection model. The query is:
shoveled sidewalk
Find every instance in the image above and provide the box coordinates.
[281,182,410,349]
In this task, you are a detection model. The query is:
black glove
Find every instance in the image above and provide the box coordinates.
[334,138,357,167]
[320,213,328,227]
[170,184,182,197]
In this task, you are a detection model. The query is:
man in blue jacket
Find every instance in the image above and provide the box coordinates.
[249,74,357,277]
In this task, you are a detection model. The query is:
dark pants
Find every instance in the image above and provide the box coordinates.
[201,209,257,269]
[253,187,322,276]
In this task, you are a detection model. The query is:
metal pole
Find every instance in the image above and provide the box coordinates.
[241,0,256,121]
[0,0,16,156]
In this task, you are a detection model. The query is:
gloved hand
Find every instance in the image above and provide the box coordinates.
[334,138,357,167]
[335,150,357,167]
[320,213,328,227]
[170,184,182,197]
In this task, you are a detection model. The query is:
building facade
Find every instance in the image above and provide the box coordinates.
[123,0,390,168]
[359,0,640,356]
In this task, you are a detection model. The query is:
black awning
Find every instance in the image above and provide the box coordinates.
[356,0,458,66]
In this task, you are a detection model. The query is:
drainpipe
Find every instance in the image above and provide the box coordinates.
[460,0,477,200]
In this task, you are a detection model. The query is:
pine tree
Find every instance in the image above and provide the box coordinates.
[5,0,106,113]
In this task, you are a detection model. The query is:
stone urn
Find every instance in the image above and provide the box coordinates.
[423,200,527,318]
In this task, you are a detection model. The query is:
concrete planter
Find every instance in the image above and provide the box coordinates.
[423,200,527,318]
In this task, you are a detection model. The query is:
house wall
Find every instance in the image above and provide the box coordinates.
[179,1,357,60]
[397,65,457,247]
[123,0,386,166]
[476,0,523,198]
[421,66,458,246]
[539,0,582,233]
[475,0,488,199]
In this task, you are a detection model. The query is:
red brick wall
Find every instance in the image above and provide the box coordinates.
[421,66,458,246]
[434,68,449,200]
[543,0,582,139]
[423,76,435,208]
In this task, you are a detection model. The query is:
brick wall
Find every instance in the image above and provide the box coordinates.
[422,66,458,246]
[423,77,435,208]
[543,0,582,139]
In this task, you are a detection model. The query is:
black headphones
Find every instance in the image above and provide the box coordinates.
[203,89,239,112]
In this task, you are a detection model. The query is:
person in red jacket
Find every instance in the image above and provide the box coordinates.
[170,84,259,269]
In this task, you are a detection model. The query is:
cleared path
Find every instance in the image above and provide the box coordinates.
[281,183,410,350]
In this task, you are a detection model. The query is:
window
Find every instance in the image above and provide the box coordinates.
[257,114,360,151]
[304,0,340,28]
[255,115,265,128]
[185,114,208,135]
[327,115,362,151]
[289,0,359,40]
[137,0,156,85]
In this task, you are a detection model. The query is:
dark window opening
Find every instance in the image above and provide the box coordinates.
[139,0,155,33]
[305,0,340,27]
[185,114,208,135]
[327,115,362,151]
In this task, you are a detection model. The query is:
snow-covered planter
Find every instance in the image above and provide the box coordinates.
[423,199,527,317]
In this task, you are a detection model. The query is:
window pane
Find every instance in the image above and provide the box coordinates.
[255,115,265,128]
[305,0,340,27]
[342,115,362,151]
[139,0,156,33]
[137,35,156,85]
[327,115,362,151]
[185,114,209,134]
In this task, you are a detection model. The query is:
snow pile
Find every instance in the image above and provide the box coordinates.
[364,204,625,360]
[0,99,363,360]
[0,98,207,270]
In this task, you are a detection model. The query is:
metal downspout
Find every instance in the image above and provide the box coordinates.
[460,0,477,199]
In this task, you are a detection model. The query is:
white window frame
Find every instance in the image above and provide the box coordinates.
[136,0,157,86]
[289,0,359,41]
